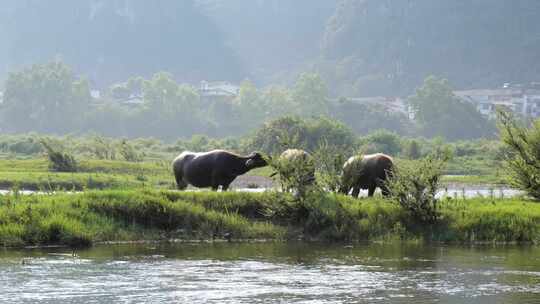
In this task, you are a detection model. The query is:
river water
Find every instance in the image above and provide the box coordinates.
[1,243,539,303]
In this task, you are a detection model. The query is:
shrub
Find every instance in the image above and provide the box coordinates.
[497,109,540,200]
[360,129,402,156]
[404,139,421,159]
[119,139,144,162]
[385,155,446,223]
[40,139,78,172]
[247,116,355,155]
[312,139,351,192]
[269,150,316,197]
[91,135,117,160]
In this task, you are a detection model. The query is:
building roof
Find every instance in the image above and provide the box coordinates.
[199,81,239,97]
[454,89,522,97]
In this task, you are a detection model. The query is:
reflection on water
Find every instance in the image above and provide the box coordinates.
[1,243,539,303]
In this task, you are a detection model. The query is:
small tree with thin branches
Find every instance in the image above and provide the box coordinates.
[497,109,540,200]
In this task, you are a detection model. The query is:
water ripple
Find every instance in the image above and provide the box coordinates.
[0,246,539,304]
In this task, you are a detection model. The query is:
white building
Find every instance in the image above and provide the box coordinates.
[338,96,415,119]
[455,85,540,119]
[198,81,239,101]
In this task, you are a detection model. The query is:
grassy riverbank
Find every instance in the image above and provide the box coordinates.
[0,190,538,248]
[0,159,173,190]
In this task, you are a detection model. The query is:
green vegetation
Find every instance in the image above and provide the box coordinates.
[0,123,509,191]
[498,110,540,200]
[408,76,495,140]
[0,190,538,248]
[0,61,497,142]
[3,1,540,99]
[40,138,78,172]
[321,1,540,97]
[0,159,172,191]
[386,155,446,223]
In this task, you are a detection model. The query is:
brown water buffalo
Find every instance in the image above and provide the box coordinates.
[172,150,267,191]
[339,153,394,197]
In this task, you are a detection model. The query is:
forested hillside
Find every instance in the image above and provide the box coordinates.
[1,0,540,95]
[0,0,244,85]
[320,0,540,96]
[196,0,336,85]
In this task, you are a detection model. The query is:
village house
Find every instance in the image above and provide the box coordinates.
[455,83,540,119]
[198,81,239,104]
[342,96,414,119]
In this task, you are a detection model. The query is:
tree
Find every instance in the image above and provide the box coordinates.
[333,99,414,135]
[109,84,131,100]
[408,76,495,140]
[1,61,91,133]
[497,109,540,200]
[234,80,264,128]
[140,72,205,138]
[292,73,329,117]
[386,154,447,223]
[246,116,355,155]
[260,85,295,119]
[360,130,402,156]
[405,140,421,159]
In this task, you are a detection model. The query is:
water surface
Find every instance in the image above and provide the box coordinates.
[1,243,539,303]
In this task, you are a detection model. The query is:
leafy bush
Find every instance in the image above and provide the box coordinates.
[359,129,402,155]
[247,116,355,155]
[497,110,540,200]
[119,139,144,162]
[40,139,78,172]
[404,139,421,159]
[385,155,446,223]
[91,136,117,160]
[312,139,351,192]
[269,150,316,197]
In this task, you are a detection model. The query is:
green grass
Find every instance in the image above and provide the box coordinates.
[438,197,540,243]
[0,159,174,190]
[0,158,507,193]
[0,190,538,248]
[441,174,505,185]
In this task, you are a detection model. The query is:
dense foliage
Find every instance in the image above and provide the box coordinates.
[321,0,540,96]
[0,61,496,141]
[408,76,496,140]
[246,116,355,155]
[1,189,539,247]
[498,110,540,200]
[2,1,540,96]
[0,0,243,85]
[386,156,447,223]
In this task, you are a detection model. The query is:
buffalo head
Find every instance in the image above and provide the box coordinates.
[245,152,268,169]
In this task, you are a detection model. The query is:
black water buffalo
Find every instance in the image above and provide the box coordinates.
[172,150,267,191]
[339,153,394,197]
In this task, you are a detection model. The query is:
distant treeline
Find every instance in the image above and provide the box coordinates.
[0,114,504,176]
[0,61,496,141]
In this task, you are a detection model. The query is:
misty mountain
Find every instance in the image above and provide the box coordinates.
[196,0,336,85]
[321,0,540,96]
[0,0,245,86]
[2,0,540,96]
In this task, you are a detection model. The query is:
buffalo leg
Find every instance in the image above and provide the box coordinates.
[221,176,236,192]
[351,186,360,198]
[380,183,391,197]
[367,184,376,197]
[175,174,188,190]
[211,178,219,191]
